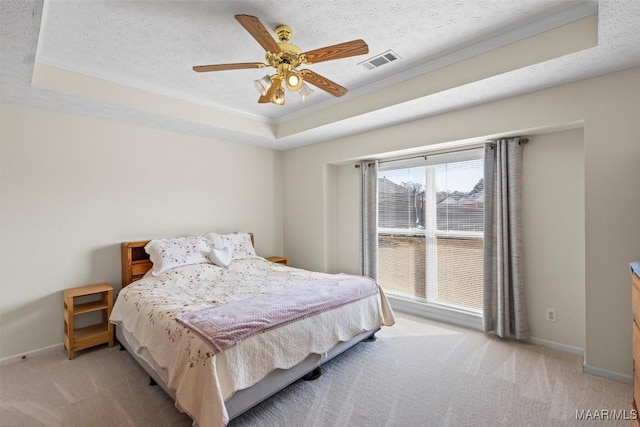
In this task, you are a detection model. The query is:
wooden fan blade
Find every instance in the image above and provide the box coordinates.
[301,70,347,97]
[193,63,266,72]
[258,77,282,103]
[302,39,368,64]
[235,14,282,54]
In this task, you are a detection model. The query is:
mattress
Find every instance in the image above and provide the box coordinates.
[110,257,395,427]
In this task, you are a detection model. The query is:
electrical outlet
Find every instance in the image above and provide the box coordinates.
[545,308,557,322]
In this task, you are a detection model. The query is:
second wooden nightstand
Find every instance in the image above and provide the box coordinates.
[266,256,288,266]
[63,283,114,360]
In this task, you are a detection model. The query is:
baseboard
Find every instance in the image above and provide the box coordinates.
[0,343,64,366]
[583,364,632,385]
[525,339,633,384]
[527,337,584,357]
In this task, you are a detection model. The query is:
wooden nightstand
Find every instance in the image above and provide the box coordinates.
[266,256,288,266]
[63,283,114,360]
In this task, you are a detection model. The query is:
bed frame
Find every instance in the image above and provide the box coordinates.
[118,236,378,422]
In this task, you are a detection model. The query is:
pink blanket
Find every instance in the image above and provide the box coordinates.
[176,276,379,353]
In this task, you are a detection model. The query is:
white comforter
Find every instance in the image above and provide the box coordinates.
[110,257,395,427]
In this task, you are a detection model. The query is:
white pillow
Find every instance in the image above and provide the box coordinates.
[208,246,231,267]
[145,235,211,276]
[206,232,225,250]
[206,232,257,260]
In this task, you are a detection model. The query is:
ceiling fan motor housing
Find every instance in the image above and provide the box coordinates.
[266,43,304,79]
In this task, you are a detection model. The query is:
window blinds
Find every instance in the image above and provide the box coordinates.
[376,147,484,312]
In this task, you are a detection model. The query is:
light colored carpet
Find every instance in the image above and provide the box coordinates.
[0,313,632,427]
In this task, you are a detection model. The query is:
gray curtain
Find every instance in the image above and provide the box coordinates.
[483,137,530,340]
[361,160,378,279]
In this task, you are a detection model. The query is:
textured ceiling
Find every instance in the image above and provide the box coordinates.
[1,1,640,150]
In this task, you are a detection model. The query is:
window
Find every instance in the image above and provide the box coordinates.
[376,148,484,313]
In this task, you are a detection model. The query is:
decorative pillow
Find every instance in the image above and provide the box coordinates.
[145,235,211,276]
[206,232,225,250]
[208,246,232,267]
[206,232,257,261]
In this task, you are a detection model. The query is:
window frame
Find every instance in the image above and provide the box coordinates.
[375,146,485,317]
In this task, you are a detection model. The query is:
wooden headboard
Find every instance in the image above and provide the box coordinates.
[121,234,255,288]
[121,241,152,287]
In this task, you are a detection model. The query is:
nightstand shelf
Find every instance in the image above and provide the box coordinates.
[63,283,114,360]
[266,256,288,266]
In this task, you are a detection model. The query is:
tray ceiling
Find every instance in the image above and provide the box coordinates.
[1,1,639,150]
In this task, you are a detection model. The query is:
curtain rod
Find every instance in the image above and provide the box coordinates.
[356,142,485,168]
[486,137,529,144]
[356,137,529,168]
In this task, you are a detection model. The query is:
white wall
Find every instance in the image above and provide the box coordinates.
[522,129,585,352]
[0,103,283,360]
[283,67,640,379]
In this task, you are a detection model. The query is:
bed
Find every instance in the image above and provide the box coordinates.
[110,232,395,427]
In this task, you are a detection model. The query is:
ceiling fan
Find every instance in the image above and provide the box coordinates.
[192,14,369,105]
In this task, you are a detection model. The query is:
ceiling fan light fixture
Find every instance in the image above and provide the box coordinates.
[254,75,272,96]
[285,71,303,91]
[298,83,314,101]
[272,85,285,105]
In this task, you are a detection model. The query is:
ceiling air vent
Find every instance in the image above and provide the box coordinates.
[358,50,401,70]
